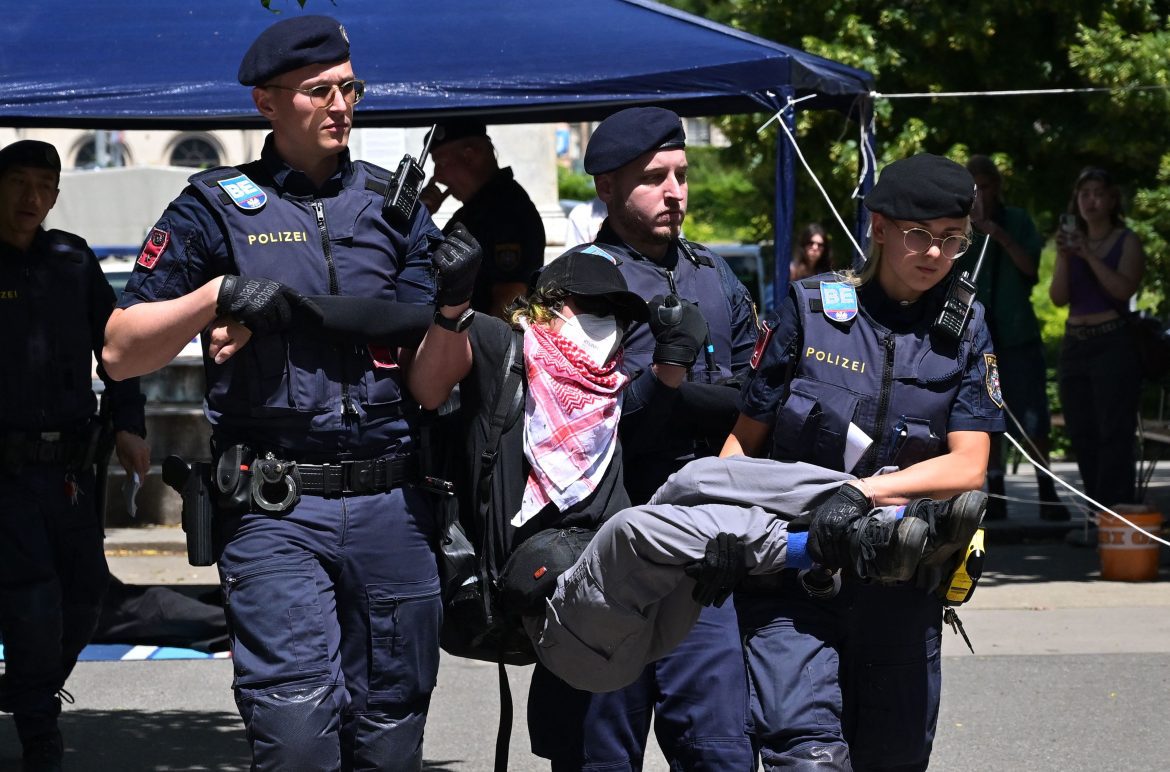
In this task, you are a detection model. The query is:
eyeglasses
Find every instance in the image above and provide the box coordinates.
[804,240,825,249]
[894,225,970,260]
[264,79,365,108]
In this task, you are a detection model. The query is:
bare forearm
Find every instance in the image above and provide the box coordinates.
[858,431,990,505]
[409,305,473,410]
[103,280,221,379]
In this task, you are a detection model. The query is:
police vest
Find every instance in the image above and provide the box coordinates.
[187,161,417,452]
[0,230,103,430]
[605,238,736,383]
[770,277,984,477]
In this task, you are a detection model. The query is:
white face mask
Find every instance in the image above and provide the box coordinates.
[554,309,621,367]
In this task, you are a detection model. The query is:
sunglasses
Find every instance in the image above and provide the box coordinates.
[264,79,365,108]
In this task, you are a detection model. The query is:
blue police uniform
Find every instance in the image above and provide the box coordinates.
[527,222,758,770]
[120,135,443,770]
[0,228,145,747]
[737,275,1005,770]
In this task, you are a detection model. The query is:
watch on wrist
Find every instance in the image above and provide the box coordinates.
[433,307,475,333]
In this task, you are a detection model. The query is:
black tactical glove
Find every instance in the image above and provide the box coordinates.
[216,275,302,334]
[806,483,871,570]
[648,294,708,367]
[684,532,746,607]
[432,223,483,307]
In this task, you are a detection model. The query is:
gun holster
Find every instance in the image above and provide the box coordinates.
[163,457,217,567]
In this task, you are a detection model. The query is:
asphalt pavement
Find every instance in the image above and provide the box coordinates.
[2,461,1168,770]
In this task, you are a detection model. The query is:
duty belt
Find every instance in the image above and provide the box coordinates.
[0,428,91,468]
[293,454,419,496]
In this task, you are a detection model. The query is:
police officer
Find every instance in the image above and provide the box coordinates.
[419,119,547,319]
[0,139,149,772]
[103,16,473,770]
[526,107,758,771]
[723,154,1002,770]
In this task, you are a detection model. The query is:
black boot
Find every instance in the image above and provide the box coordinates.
[20,727,63,772]
[903,490,987,567]
[1037,475,1071,521]
[807,484,929,584]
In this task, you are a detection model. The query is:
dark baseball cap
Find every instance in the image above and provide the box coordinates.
[238,15,351,86]
[0,140,61,177]
[497,528,596,617]
[864,153,976,221]
[535,247,650,322]
[584,106,686,175]
[427,119,488,150]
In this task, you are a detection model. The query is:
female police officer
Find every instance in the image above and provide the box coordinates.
[721,153,1003,771]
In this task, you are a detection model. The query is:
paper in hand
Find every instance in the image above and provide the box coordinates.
[122,471,141,519]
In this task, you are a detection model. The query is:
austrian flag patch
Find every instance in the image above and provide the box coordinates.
[137,227,169,270]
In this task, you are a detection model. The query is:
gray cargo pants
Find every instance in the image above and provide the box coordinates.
[527,455,902,692]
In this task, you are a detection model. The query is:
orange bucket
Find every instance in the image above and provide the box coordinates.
[1097,506,1165,582]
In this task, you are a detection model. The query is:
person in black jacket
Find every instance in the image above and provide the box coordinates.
[0,140,150,772]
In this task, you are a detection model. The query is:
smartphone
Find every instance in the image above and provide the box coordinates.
[1059,213,1078,234]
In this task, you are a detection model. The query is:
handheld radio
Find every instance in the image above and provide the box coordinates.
[384,124,440,227]
[931,229,991,341]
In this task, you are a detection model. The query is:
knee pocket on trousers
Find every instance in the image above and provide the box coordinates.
[366,576,441,707]
[222,556,331,688]
[848,633,941,768]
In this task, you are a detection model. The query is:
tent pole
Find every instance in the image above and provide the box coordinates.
[854,98,877,269]
[772,86,796,310]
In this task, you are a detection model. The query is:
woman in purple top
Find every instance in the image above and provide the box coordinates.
[1049,167,1145,507]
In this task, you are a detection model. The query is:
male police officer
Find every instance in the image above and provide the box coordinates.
[0,139,150,772]
[420,120,546,319]
[526,107,758,770]
[103,16,474,771]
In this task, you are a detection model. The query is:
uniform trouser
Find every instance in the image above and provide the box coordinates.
[0,465,109,743]
[737,581,943,772]
[1058,327,1141,506]
[218,486,441,772]
[527,601,754,771]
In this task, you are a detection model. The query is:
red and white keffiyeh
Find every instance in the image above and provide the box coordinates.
[516,320,629,525]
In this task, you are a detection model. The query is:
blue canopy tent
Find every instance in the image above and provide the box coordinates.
[0,0,875,303]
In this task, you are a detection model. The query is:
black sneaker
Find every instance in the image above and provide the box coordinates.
[808,488,929,584]
[904,490,987,567]
[21,728,63,772]
[848,515,929,584]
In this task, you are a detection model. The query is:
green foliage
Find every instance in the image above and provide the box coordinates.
[683,146,769,244]
[664,0,1170,312]
[556,166,595,202]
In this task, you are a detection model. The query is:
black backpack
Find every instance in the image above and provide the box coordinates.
[434,327,534,665]
[428,327,531,772]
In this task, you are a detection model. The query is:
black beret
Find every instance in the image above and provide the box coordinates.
[584,106,686,175]
[238,15,351,86]
[427,119,488,149]
[865,153,976,220]
[0,140,61,177]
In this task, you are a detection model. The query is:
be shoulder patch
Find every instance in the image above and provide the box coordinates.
[217,173,267,211]
[984,353,1003,407]
[137,227,169,270]
[819,281,858,323]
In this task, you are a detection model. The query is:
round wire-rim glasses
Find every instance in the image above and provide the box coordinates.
[894,224,970,260]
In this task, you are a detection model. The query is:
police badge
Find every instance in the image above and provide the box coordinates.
[984,353,1003,408]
